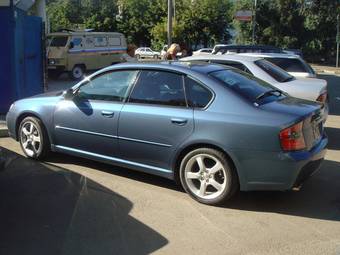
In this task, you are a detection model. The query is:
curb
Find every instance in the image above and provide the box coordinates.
[0,123,8,138]
[311,66,340,75]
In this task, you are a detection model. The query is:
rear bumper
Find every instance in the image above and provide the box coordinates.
[235,134,328,191]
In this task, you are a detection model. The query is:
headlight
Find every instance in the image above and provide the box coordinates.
[49,59,56,65]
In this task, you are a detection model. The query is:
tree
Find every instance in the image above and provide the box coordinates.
[151,0,233,49]
[116,0,167,45]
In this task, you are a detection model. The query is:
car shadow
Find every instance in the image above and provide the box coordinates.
[226,159,340,222]
[45,152,181,192]
[0,147,168,255]
[44,150,340,222]
[325,127,340,150]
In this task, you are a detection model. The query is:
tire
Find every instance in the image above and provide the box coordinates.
[18,117,50,159]
[69,65,85,80]
[153,55,158,59]
[135,54,140,60]
[179,148,238,205]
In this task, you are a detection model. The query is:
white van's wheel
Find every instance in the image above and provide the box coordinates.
[70,65,85,80]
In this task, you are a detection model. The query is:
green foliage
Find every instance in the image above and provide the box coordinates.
[47,0,340,60]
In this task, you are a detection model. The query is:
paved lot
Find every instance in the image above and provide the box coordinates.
[0,74,340,254]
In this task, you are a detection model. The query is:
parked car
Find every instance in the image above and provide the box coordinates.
[6,62,327,205]
[135,47,160,59]
[212,44,283,55]
[181,54,328,120]
[239,53,316,78]
[47,31,127,80]
[192,48,213,55]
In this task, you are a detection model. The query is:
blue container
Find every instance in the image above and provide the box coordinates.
[0,5,43,113]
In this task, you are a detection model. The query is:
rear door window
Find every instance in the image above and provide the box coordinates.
[129,70,187,107]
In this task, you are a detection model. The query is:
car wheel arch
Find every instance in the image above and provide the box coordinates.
[16,112,52,144]
[173,142,242,189]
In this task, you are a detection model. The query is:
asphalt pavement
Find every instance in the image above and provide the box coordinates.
[0,74,340,255]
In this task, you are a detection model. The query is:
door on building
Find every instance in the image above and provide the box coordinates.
[23,15,43,97]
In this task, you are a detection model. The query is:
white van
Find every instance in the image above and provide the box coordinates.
[47,31,127,79]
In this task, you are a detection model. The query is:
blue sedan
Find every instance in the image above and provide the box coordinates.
[6,62,327,205]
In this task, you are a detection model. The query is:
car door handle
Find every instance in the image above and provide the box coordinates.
[171,118,188,126]
[101,111,114,118]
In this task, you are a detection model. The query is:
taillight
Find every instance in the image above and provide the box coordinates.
[279,121,306,151]
[317,92,327,103]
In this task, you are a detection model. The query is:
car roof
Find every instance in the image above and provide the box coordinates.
[238,52,300,59]
[99,61,228,75]
[181,54,262,63]
[48,32,124,37]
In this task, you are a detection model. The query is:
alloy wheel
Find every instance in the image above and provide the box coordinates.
[184,153,228,200]
[20,121,41,157]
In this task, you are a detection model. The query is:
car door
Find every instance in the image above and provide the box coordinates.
[145,48,153,58]
[53,70,139,157]
[118,70,194,171]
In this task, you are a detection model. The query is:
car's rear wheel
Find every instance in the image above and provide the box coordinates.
[179,148,238,205]
[18,117,50,159]
[153,54,158,59]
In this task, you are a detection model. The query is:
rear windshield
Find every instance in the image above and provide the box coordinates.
[50,36,68,47]
[255,59,294,83]
[265,57,315,74]
[209,69,280,102]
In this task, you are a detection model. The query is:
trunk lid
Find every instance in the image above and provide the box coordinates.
[260,97,324,151]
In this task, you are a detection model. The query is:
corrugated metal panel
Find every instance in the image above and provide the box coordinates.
[0,7,15,113]
[0,7,43,113]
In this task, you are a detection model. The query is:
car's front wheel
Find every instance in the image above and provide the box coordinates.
[18,117,50,159]
[179,148,238,205]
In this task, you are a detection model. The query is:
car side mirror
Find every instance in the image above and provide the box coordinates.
[69,42,74,49]
[63,88,74,100]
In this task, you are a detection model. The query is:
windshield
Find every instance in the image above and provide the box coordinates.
[255,59,294,83]
[209,69,283,103]
[265,57,315,74]
[50,36,68,47]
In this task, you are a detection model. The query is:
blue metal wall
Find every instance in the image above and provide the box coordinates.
[0,6,43,113]
[0,7,15,113]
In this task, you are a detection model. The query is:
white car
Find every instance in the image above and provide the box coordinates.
[180,54,328,116]
[239,53,316,78]
[135,47,160,59]
[192,48,213,55]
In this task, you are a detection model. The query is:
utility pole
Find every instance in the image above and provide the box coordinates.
[167,0,173,47]
[252,0,257,45]
[337,14,339,68]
